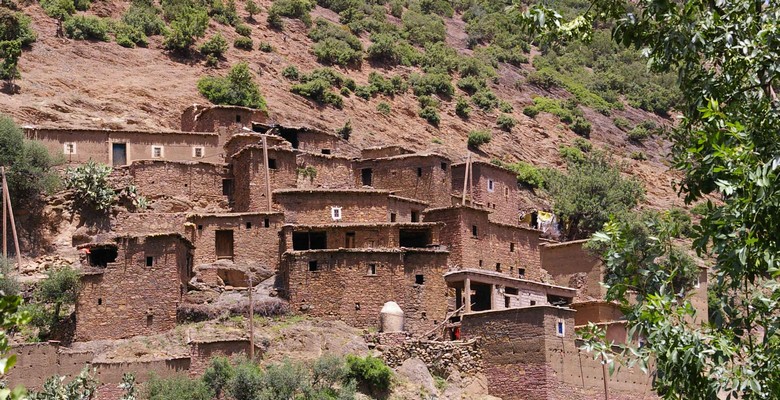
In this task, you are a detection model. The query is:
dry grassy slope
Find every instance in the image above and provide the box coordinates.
[1,0,685,210]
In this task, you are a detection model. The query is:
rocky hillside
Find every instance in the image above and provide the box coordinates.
[1,0,684,210]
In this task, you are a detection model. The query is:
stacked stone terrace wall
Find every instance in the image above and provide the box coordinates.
[380,338,482,376]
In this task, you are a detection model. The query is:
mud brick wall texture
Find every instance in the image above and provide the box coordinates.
[75,235,192,341]
[354,155,453,208]
[540,241,606,301]
[295,153,355,189]
[118,161,230,210]
[381,339,482,376]
[274,190,390,225]
[180,105,267,133]
[187,213,284,269]
[233,147,298,212]
[282,250,450,335]
[452,162,524,226]
[113,212,188,236]
[293,130,360,158]
[223,134,289,162]
[281,223,441,252]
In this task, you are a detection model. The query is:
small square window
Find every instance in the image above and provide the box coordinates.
[236,115,242,123]
[331,207,342,221]
[518,268,526,278]
[145,256,154,267]
[308,260,319,271]
[417,167,423,177]
[246,222,252,229]
[440,162,447,171]
[64,142,76,155]
[530,300,536,306]
[415,274,425,285]
[264,218,270,228]
[472,225,478,237]
[411,211,419,222]
[97,298,102,305]
[510,243,515,252]
[478,260,483,267]
[268,158,277,169]
[556,320,565,337]
[193,147,204,158]
[390,213,397,222]
[367,264,377,275]
[487,179,495,192]
[321,149,331,154]
[197,225,203,231]
[495,263,501,272]
[152,146,163,158]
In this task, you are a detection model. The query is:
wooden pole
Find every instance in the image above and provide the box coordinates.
[262,135,272,212]
[2,166,6,259]
[461,153,470,205]
[248,275,255,360]
[601,354,610,400]
[468,155,474,204]
[464,278,472,313]
[1,168,22,268]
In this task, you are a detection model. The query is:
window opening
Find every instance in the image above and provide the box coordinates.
[197,225,203,231]
[145,256,154,267]
[416,167,422,177]
[268,158,277,169]
[504,297,510,308]
[496,263,501,272]
[518,268,526,278]
[88,246,118,267]
[472,225,478,237]
[399,229,431,247]
[415,274,425,285]
[235,115,242,123]
[64,142,76,155]
[308,260,319,271]
[510,243,515,252]
[152,145,163,158]
[361,168,373,186]
[193,147,204,158]
[367,264,377,275]
[411,211,420,222]
[390,213,397,222]
[487,179,494,192]
[264,218,270,228]
[246,222,252,229]
[345,232,356,248]
[440,162,447,170]
[530,300,537,306]
[321,149,332,154]
[292,231,327,250]
[222,179,234,196]
[98,298,102,305]
[556,320,565,336]
[331,206,342,221]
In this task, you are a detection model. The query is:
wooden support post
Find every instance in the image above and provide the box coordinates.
[602,354,610,400]
[248,275,255,360]
[464,278,472,313]
[2,166,6,259]
[461,153,470,205]
[262,135,272,212]
[1,167,22,268]
[468,155,474,204]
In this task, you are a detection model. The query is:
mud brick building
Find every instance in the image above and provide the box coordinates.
[295,152,355,189]
[223,133,289,162]
[181,104,268,133]
[232,145,298,211]
[452,161,525,226]
[75,233,193,341]
[423,205,544,280]
[252,123,360,158]
[353,153,453,207]
[280,222,442,251]
[186,212,284,269]
[273,189,395,224]
[281,249,450,334]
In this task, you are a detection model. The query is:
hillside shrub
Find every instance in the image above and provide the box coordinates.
[282,65,299,80]
[494,159,544,188]
[570,116,592,138]
[401,10,444,45]
[471,89,498,111]
[558,145,585,163]
[309,19,362,66]
[498,100,513,113]
[40,0,75,19]
[36,265,81,328]
[145,374,211,400]
[409,72,453,97]
[197,62,267,109]
[573,137,592,152]
[377,102,391,115]
[526,67,560,89]
[209,0,239,26]
[162,8,208,53]
[267,0,313,29]
[420,42,459,73]
[630,151,647,160]
[227,361,263,400]
[367,33,419,65]
[235,23,251,36]
[416,0,453,17]
[234,36,253,50]
[455,96,470,118]
[258,41,273,52]
[0,8,37,45]
[389,0,404,17]
[612,116,631,131]
[458,55,495,78]
[456,75,485,94]
[63,15,110,41]
[113,22,148,47]
[291,78,343,108]
[345,355,392,394]
[245,0,260,19]
[419,106,439,125]
[337,119,351,140]
[627,125,651,142]
[0,257,19,296]
[496,114,516,131]
[199,33,228,58]
[467,129,491,148]
[121,0,165,36]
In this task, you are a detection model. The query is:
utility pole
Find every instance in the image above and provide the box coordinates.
[1,167,21,267]
[248,275,255,360]
[461,153,470,206]
[2,166,6,259]
[262,135,272,212]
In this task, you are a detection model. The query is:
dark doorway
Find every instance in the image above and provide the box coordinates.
[215,230,234,260]
[399,229,431,247]
[472,283,492,311]
[345,232,356,248]
[278,128,300,149]
[292,231,327,250]
[361,168,373,186]
[88,246,118,267]
[112,143,127,166]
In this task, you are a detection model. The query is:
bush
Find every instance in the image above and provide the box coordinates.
[367,33,418,65]
[113,22,148,48]
[291,78,343,108]
[494,159,544,188]
[197,62,267,109]
[282,65,299,80]
[122,0,166,36]
[456,75,485,94]
[309,19,362,66]
[401,10,444,45]
[455,96,470,118]
[522,105,539,118]
[377,102,391,115]
[245,0,260,19]
[234,36,253,50]
[471,89,498,111]
[162,8,208,53]
[345,355,392,394]
[496,114,516,131]
[467,129,491,148]
[0,8,37,45]
[409,72,453,97]
[63,15,110,41]
[419,106,440,126]
[202,356,234,398]
[573,137,592,152]
[558,145,585,163]
[630,151,647,160]
[570,116,592,137]
[210,0,239,26]
[420,41,459,73]
[526,67,560,89]
[498,100,513,113]
[40,0,75,19]
[337,119,352,139]
[613,116,631,131]
[235,23,251,36]
[389,0,404,17]
[0,115,58,205]
[267,0,313,29]
[199,33,228,58]
[145,374,211,400]
[65,160,115,212]
[36,265,81,325]
[259,41,273,52]
[0,257,19,296]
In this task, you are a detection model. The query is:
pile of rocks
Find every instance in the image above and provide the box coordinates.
[381,338,483,377]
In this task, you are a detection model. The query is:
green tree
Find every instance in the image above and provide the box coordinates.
[36,265,80,327]
[519,0,780,397]
[245,0,260,20]
[0,115,59,207]
[541,152,644,240]
[0,286,31,400]
[197,62,267,110]
[162,7,208,53]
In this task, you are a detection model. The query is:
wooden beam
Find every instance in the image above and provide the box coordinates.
[262,135,272,212]
[1,167,22,268]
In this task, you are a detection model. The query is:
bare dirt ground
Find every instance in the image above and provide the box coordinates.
[1,1,686,210]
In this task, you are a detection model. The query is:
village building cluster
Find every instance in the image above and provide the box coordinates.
[17,105,709,399]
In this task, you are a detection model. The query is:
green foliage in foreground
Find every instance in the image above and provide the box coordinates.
[65,160,115,212]
[0,115,59,205]
[197,62,267,110]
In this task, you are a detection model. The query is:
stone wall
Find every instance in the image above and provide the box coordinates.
[188,340,258,376]
[273,190,390,225]
[281,249,450,335]
[187,212,284,270]
[380,338,482,376]
[181,104,267,133]
[223,134,288,162]
[75,235,192,341]
[116,161,230,210]
[233,146,298,212]
[387,196,428,223]
[281,223,441,252]
[113,212,188,236]
[295,153,355,189]
[354,154,452,208]
[541,240,605,301]
[453,162,523,226]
